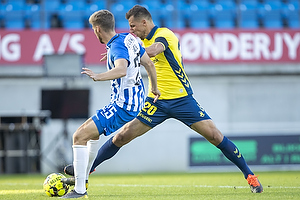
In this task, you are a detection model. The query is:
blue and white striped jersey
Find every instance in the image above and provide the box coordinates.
[106,33,146,112]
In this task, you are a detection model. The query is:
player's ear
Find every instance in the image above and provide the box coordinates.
[95,25,101,33]
[142,19,147,26]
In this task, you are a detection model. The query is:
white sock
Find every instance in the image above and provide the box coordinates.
[73,145,88,194]
[86,139,101,180]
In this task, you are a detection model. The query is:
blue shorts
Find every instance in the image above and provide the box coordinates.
[136,95,211,128]
[92,103,138,136]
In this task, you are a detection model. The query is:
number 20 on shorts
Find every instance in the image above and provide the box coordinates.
[142,102,157,115]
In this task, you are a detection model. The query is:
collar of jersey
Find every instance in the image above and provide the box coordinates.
[107,34,119,48]
[145,26,158,40]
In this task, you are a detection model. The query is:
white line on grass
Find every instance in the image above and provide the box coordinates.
[93,184,300,189]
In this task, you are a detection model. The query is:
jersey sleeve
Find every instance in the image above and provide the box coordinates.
[155,37,169,50]
[111,43,130,64]
[139,43,145,57]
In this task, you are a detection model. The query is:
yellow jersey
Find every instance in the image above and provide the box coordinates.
[142,26,193,100]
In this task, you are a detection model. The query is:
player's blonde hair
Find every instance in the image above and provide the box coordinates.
[89,10,115,32]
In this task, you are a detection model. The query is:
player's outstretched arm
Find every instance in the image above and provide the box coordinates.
[81,59,127,81]
[140,52,160,103]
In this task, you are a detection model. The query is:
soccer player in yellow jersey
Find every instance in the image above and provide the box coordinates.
[63,5,263,195]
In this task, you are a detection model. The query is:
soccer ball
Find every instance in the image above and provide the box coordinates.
[43,173,69,197]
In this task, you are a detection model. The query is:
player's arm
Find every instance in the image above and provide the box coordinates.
[140,52,160,102]
[81,59,127,81]
[146,36,168,57]
[145,42,164,58]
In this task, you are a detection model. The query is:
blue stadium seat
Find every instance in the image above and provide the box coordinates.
[84,0,106,28]
[240,0,259,9]
[115,20,130,29]
[140,0,161,13]
[25,3,42,29]
[43,0,61,12]
[190,10,210,29]
[89,0,107,4]
[28,12,42,29]
[61,11,85,29]
[4,11,25,29]
[214,0,236,10]
[140,0,162,27]
[56,0,86,29]
[177,0,212,28]
[264,0,282,4]
[114,0,138,3]
[4,0,26,10]
[213,5,236,29]
[282,0,299,17]
[63,0,87,11]
[86,0,106,12]
[2,0,26,29]
[160,3,176,28]
[262,9,283,28]
[259,1,283,29]
[176,0,191,28]
[286,9,299,28]
[42,0,62,28]
[288,0,299,9]
[110,2,136,29]
[239,8,259,28]
[110,1,137,17]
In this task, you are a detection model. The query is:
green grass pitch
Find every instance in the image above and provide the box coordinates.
[0,171,299,200]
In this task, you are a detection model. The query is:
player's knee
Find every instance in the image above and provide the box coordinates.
[73,131,82,145]
[207,129,223,146]
[73,128,88,145]
[113,124,132,146]
[113,132,127,147]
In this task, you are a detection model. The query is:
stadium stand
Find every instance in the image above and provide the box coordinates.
[0,0,299,30]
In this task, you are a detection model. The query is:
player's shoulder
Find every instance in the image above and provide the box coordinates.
[116,33,138,43]
[156,27,177,40]
[156,27,174,35]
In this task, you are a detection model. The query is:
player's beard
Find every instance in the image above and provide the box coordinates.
[134,30,146,40]
[98,37,104,44]
[96,32,104,44]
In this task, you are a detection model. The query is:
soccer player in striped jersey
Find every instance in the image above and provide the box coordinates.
[60,9,160,199]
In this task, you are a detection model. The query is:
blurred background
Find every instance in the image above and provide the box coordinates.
[0,0,299,175]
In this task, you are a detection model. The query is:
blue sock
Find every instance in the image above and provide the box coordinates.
[90,137,120,173]
[217,136,254,179]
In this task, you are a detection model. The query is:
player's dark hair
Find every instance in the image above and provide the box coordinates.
[89,10,115,32]
[125,5,152,21]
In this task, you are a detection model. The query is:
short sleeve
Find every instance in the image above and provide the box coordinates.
[155,37,168,50]
[139,43,145,57]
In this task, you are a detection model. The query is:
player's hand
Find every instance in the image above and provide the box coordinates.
[152,89,161,103]
[100,52,107,62]
[81,68,98,81]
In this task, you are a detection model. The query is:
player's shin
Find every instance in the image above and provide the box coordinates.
[90,136,121,173]
[86,139,101,180]
[216,136,253,179]
[73,145,89,194]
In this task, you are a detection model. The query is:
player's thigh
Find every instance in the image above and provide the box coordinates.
[73,117,99,145]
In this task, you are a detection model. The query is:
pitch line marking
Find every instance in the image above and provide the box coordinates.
[93,184,300,189]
